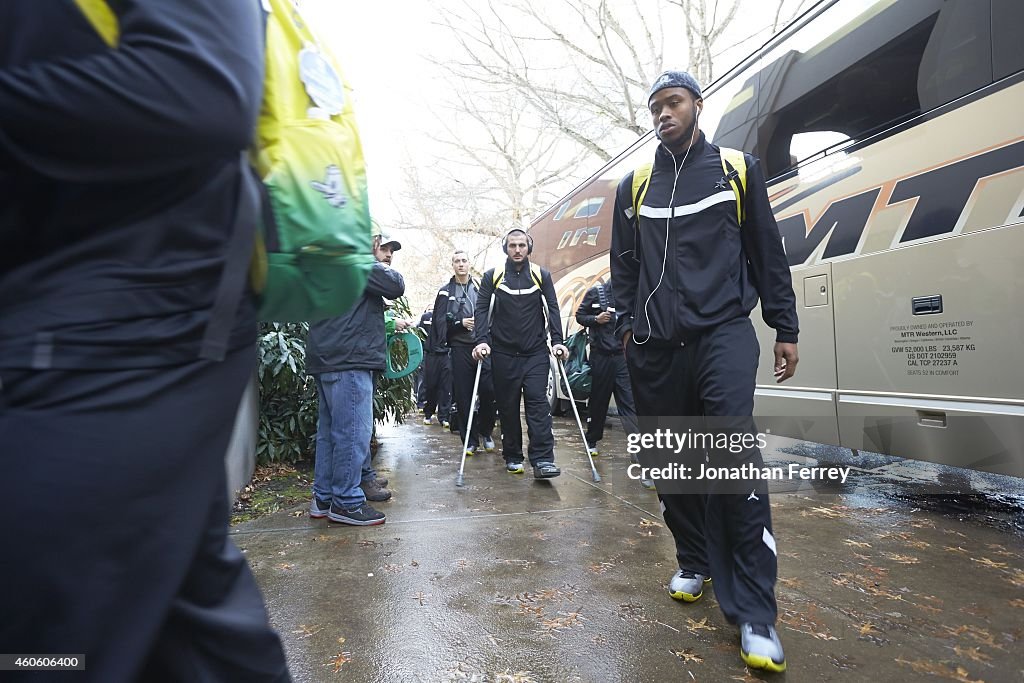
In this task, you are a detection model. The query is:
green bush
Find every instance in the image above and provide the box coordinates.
[257,322,317,465]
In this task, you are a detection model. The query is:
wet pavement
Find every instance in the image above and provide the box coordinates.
[232,417,1024,682]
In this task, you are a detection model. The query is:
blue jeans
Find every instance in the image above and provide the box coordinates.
[313,370,374,509]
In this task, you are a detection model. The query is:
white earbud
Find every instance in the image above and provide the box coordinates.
[634,104,700,346]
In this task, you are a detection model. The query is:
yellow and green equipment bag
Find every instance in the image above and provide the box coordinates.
[74,0,375,323]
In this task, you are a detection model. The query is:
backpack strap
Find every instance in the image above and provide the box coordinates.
[73,0,119,47]
[529,263,543,289]
[719,147,748,225]
[629,163,653,223]
[492,264,542,290]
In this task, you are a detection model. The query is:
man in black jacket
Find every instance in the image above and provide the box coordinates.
[474,230,568,478]
[0,2,289,680]
[307,233,406,525]
[574,280,637,456]
[438,250,497,454]
[610,71,799,673]
[417,305,452,427]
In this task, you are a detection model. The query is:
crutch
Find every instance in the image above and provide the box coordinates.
[455,357,484,487]
[555,354,601,483]
[456,289,500,487]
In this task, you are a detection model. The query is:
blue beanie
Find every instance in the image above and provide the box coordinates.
[648,70,702,104]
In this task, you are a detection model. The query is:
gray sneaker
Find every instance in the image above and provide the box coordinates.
[361,479,392,502]
[668,570,710,602]
[328,503,386,526]
[739,623,786,672]
[483,436,496,451]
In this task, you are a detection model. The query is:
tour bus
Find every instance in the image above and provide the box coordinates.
[532,0,1024,478]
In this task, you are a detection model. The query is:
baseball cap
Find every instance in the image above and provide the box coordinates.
[374,230,402,251]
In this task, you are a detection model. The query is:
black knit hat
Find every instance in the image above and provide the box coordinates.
[648,70,702,104]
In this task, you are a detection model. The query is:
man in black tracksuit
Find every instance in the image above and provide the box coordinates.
[473,230,567,478]
[441,250,497,454]
[610,71,799,673]
[417,305,452,426]
[574,280,637,455]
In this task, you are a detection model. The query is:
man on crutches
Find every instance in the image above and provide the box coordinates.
[472,230,568,479]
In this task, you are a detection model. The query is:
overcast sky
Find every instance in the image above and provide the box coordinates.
[301,0,805,229]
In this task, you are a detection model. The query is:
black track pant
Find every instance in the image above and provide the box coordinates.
[492,351,555,465]
[0,347,290,682]
[585,349,637,445]
[626,317,778,626]
[421,351,452,421]
[451,345,495,449]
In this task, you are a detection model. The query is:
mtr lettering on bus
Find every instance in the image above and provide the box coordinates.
[776,138,1024,266]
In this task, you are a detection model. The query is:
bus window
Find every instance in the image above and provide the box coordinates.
[702,63,760,154]
[572,197,604,219]
[754,0,993,179]
[992,0,1024,80]
[552,200,572,221]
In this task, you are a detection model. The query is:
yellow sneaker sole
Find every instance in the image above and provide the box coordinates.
[740,649,787,673]
[668,577,711,602]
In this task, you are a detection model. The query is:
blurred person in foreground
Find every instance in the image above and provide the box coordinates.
[0,1,290,680]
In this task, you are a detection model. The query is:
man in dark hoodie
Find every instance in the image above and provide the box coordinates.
[307,232,406,525]
[473,230,567,479]
[610,70,799,673]
[0,2,289,680]
[437,249,496,454]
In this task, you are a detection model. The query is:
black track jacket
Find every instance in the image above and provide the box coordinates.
[610,133,798,346]
[575,282,619,354]
[475,258,563,355]
[434,276,479,348]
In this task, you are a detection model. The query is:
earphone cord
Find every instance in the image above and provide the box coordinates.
[633,110,698,346]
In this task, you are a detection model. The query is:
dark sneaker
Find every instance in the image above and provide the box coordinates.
[362,476,388,488]
[362,479,392,502]
[533,462,561,479]
[328,503,386,526]
[668,570,711,602]
[740,623,786,672]
[506,461,525,474]
[309,496,331,519]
